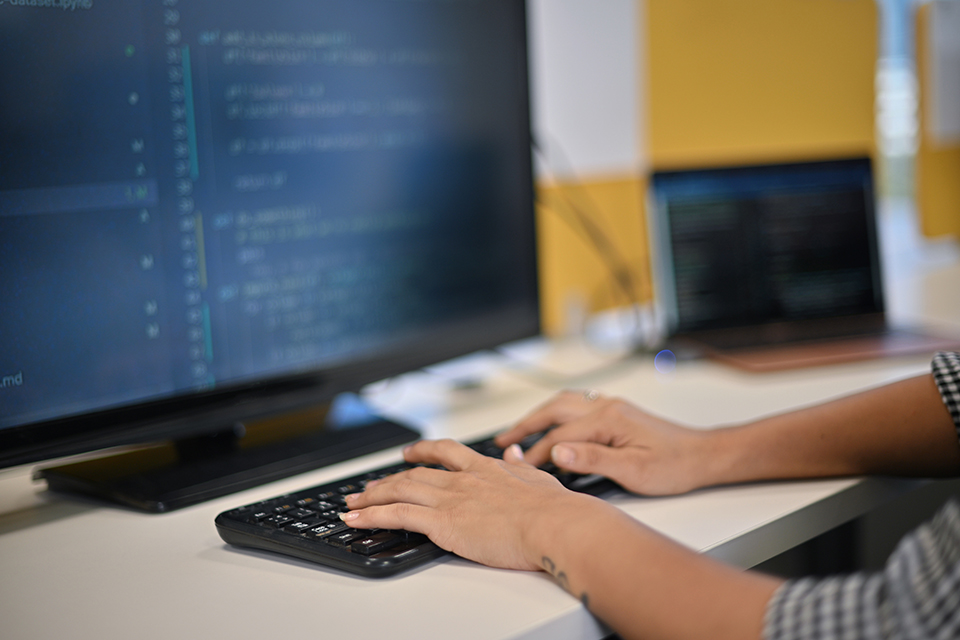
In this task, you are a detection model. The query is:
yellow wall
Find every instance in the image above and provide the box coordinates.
[536,176,649,335]
[536,0,880,335]
[645,0,877,168]
[916,3,960,239]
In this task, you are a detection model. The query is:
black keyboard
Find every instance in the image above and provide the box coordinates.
[214,434,619,577]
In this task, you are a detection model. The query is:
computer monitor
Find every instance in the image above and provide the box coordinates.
[0,0,539,510]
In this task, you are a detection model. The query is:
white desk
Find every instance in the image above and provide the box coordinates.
[1,260,957,640]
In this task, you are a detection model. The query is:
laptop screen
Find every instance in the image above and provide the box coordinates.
[649,157,883,335]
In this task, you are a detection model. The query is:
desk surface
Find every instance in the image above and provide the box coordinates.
[1,258,957,640]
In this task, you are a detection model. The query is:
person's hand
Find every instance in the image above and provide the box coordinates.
[341,438,605,571]
[494,391,715,496]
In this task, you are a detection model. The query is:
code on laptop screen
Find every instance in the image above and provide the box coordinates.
[651,158,883,333]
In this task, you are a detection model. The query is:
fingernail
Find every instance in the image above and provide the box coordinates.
[340,511,360,522]
[345,492,361,503]
[552,444,575,466]
[506,443,524,461]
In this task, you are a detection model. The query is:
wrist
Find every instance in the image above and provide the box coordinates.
[521,491,607,573]
[695,425,756,488]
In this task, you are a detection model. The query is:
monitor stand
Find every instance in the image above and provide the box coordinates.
[37,394,420,513]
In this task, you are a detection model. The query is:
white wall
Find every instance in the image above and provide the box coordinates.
[527,0,643,180]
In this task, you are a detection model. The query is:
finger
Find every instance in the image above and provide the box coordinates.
[350,463,458,504]
[402,438,482,471]
[549,441,642,488]
[494,391,598,447]
[501,443,529,465]
[519,413,617,466]
[340,503,438,538]
[494,411,556,448]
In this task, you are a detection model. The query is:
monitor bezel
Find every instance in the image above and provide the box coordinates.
[0,292,540,471]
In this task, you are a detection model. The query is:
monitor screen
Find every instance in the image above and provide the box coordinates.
[0,0,538,483]
[649,158,882,334]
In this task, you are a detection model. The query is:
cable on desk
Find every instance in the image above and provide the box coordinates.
[531,134,654,354]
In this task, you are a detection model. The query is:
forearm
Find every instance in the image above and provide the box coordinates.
[703,373,960,487]
[530,494,781,640]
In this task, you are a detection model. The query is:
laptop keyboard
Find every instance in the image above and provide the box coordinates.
[214,433,618,577]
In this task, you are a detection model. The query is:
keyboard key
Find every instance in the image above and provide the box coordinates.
[351,531,401,556]
[284,521,316,534]
[398,531,429,545]
[519,432,546,449]
[264,515,294,528]
[325,529,369,547]
[331,496,349,508]
[303,522,346,539]
[470,441,503,457]
[377,463,413,477]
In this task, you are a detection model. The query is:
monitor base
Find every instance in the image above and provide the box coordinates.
[37,394,420,512]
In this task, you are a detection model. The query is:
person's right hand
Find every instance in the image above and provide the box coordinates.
[341,438,605,571]
[494,391,718,496]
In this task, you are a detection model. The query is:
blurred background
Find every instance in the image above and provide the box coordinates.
[528,0,960,578]
[528,0,959,338]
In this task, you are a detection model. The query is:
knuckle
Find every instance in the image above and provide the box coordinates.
[468,455,497,473]
[392,502,413,525]
[398,475,422,493]
[405,466,430,481]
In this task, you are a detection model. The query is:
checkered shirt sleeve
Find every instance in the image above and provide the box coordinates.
[763,352,960,640]
[932,351,960,437]
[764,501,960,640]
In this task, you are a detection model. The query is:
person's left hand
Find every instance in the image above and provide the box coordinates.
[341,438,601,571]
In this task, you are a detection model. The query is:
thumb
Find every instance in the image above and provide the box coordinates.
[550,442,637,482]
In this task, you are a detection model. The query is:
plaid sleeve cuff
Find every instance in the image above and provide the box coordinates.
[764,500,960,640]
[763,573,886,640]
[932,351,960,440]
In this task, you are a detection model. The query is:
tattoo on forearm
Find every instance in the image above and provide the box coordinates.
[542,556,555,574]
[542,556,589,611]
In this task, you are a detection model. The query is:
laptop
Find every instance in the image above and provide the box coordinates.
[648,157,959,372]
